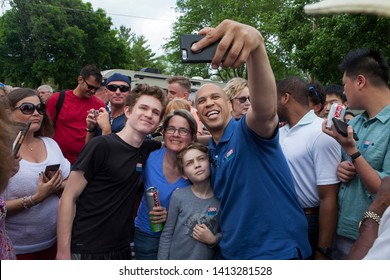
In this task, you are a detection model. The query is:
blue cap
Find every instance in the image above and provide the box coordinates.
[105,73,131,86]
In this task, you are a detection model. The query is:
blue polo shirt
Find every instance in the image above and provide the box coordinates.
[338,104,390,240]
[209,116,311,259]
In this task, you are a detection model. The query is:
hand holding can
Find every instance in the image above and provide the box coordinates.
[146,187,164,232]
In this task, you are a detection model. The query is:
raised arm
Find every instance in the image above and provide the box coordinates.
[193,20,278,138]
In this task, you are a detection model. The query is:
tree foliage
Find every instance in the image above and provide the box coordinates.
[164,0,390,84]
[274,0,390,84]
[0,0,161,89]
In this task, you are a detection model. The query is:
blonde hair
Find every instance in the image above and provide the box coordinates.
[224,77,248,100]
[163,98,191,119]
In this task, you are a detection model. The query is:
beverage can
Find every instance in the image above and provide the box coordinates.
[146,187,163,232]
[326,103,346,128]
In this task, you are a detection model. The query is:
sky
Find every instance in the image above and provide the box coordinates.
[0,0,178,56]
[85,0,178,56]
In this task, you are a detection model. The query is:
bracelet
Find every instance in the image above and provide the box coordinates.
[29,195,36,206]
[86,126,96,132]
[21,196,29,209]
[359,211,381,228]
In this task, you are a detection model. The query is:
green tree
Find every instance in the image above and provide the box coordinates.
[0,0,137,88]
[164,0,390,83]
[274,0,390,84]
[163,0,286,81]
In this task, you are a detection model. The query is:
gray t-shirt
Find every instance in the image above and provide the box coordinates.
[157,186,220,260]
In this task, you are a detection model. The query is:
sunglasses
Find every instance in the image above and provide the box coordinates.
[165,126,191,136]
[14,102,46,115]
[106,84,130,93]
[83,79,100,91]
[234,96,250,104]
[309,86,322,102]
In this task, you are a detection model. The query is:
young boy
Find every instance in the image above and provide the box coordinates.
[157,143,221,260]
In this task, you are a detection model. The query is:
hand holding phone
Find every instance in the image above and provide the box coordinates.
[44,164,60,180]
[332,117,359,141]
[180,34,225,63]
[12,121,32,157]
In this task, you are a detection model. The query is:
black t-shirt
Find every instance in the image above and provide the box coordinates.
[71,133,161,254]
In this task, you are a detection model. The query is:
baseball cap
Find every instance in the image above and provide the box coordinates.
[304,0,390,17]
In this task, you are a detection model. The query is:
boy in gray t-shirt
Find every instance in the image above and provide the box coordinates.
[158,143,221,260]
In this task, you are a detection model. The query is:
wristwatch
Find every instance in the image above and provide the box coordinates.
[359,211,381,228]
[86,126,97,132]
[316,247,332,258]
[349,151,361,163]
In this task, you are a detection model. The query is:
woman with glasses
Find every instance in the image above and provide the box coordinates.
[134,109,198,259]
[4,88,70,259]
[224,77,251,120]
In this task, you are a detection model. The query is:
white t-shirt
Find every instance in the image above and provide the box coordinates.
[279,110,341,208]
[4,137,70,254]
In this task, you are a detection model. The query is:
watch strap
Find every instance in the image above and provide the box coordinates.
[349,151,361,162]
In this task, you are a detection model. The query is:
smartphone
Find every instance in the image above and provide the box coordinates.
[332,117,359,141]
[44,164,60,179]
[180,34,225,63]
[12,120,32,157]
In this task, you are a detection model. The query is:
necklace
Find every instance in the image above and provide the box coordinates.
[24,143,33,151]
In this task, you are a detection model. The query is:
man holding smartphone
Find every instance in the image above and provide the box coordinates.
[193,20,311,259]
[85,73,131,143]
[322,49,390,259]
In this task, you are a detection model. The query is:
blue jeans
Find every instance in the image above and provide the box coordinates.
[134,228,160,260]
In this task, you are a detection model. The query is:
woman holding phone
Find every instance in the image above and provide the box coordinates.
[4,88,70,260]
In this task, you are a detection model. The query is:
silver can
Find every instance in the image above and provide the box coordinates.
[145,187,163,232]
[326,103,346,128]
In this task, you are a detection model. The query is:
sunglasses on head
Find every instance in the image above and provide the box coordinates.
[15,102,46,115]
[234,96,250,104]
[83,78,100,91]
[106,84,130,93]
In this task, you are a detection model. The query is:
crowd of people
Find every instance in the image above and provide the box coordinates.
[1,13,390,261]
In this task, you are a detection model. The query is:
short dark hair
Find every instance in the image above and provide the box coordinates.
[176,142,209,175]
[7,88,54,137]
[339,49,389,87]
[80,64,102,84]
[276,76,310,106]
[126,83,168,121]
[324,84,345,102]
[162,109,197,141]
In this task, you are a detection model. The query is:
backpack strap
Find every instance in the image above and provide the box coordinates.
[53,90,66,127]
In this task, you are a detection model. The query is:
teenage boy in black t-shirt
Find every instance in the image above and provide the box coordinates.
[56,84,167,260]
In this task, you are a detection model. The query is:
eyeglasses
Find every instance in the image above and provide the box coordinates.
[14,102,46,115]
[106,84,130,93]
[234,96,250,104]
[165,126,191,136]
[83,79,100,91]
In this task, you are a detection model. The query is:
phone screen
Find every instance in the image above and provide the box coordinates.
[44,164,60,179]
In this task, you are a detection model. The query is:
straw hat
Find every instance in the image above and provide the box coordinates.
[304,0,390,17]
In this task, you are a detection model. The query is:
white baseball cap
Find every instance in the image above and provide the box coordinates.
[304,0,390,17]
